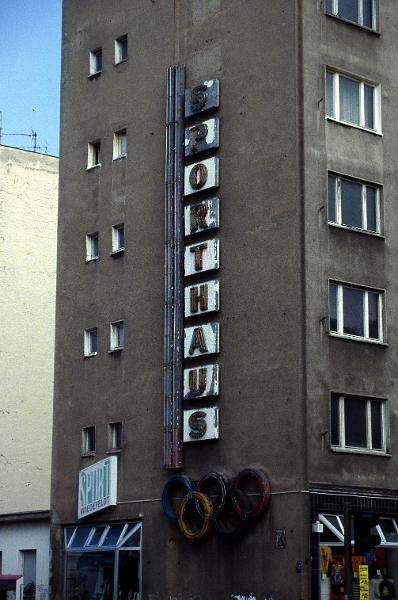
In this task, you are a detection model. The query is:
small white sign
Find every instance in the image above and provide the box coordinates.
[183,406,219,442]
[184,157,219,197]
[184,322,219,359]
[78,456,117,519]
[183,363,219,400]
[184,239,219,276]
[184,197,220,238]
[184,280,219,317]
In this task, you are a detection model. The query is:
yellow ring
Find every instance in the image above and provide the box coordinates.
[178,491,213,541]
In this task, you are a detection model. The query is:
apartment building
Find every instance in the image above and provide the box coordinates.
[0,145,58,600]
[51,1,398,598]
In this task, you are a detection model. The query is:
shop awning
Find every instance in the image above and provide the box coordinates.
[0,575,23,592]
[65,521,141,551]
[319,513,398,548]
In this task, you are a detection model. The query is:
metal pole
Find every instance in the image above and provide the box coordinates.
[344,505,353,600]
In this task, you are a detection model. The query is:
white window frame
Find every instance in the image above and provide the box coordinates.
[86,232,99,262]
[113,129,127,160]
[326,0,378,31]
[89,47,102,76]
[87,140,101,169]
[115,35,128,64]
[84,328,98,357]
[331,393,388,454]
[111,223,125,254]
[108,422,123,452]
[81,426,96,455]
[326,69,381,133]
[329,281,384,343]
[328,173,382,235]
[110,320,125,352]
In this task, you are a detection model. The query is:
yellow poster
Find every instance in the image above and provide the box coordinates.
[359,564,369,600]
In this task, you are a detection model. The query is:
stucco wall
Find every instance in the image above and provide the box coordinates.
[0,146,58,513]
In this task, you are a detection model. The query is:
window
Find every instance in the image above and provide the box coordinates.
[89,47,102,76]
[325,0,378,30]
[21,550,36,600]
[110,321,125,352]
[329,281,384,342]
[84,328,98,357]
[86,232,99,261]
[115,35,128,64]
[326,70,380,132]
[331,393,387,453]
[82,426,96,455]
[328,174,381,234]
[112,224,125,253]
[87,141,101,169]
[113,129,127,160]
[108,422,123,451]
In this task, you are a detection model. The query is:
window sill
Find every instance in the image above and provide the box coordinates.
[329,332,388,346]
[106,448,123,454]
[331,446,390,457]
[113,154,127,162]
[109,347,124,353]
[325,12,380,35]
[86,257,99,263]
[88,71,102,79]
[86,164,101,171]
[110,248,125,257]
[81,451,96,457]
[328,222,385,239]
[115,59,128,66]
[84,352,98,359]
[326,116,382,137]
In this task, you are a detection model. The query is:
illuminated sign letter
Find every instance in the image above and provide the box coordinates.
[189,327,208,355]
[189,368,207,396]
[190,204,208,232]
[190,243,208,271]
[190,84,208,113]
[188,411,207,439]
[190,284,208,313]
[189,163,208,190]
[190,123,208,152]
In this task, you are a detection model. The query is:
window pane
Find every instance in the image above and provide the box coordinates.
[338,0,359,23]
[70,526,92,548]
[368,292,379,339]
[329,283,338,332]
[118,227,125,248]
[340,76,360,125]
[117,324,125,347]
[380,520,398,543]
[341,179,362,229]
[92,235,99,257]
[87,526,106,547]
[362,0,374,28]
[344,396,367,448]
[331,395,340,446]
[325,0,333,13]
[102,525,125,547]
[328,175,337,222]
[90,330,97,353]
[343,286,364,337]
[326,71,334,117]
[65,552,114,600]
[371,401,382,449]
[366,186,377,232]
[364,84,374,129]
[121,527,141,548]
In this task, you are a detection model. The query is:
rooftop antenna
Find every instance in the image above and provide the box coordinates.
[0,111,2,145]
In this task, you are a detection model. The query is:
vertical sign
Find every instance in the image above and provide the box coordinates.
[359,565,369,600]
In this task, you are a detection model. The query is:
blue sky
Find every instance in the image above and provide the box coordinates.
[0,1,62,157]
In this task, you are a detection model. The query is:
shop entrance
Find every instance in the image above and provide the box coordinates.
[64,521,141,600]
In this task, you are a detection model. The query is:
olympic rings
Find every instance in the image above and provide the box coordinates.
[162,468,271,542]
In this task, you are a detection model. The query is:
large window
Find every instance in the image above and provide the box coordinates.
[328,173,381,234]
[331,393,387,453]
[325,0,378,30]
[326,70,380,132]
[65,522,141,600]
[329,281,384,342]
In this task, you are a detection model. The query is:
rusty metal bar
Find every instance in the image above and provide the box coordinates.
[164,65,185,469]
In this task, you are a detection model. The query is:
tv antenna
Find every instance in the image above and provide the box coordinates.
[0,112,47,153]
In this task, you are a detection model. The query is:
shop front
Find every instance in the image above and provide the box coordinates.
[64,521,141,600]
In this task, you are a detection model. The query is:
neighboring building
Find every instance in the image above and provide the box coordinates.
[51,1,398,599]
[0,146,58,600]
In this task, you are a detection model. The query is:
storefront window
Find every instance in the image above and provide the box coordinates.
[64,522,141,600]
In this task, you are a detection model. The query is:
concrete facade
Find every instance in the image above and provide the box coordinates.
[0,146,58,600]
[52,1,398,599]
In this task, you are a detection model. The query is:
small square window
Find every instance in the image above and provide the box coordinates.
[329,281,384,343]
[89,47,102,76]
[86,232,99,261]
[111,224,125,254]
[84,328,98,357]
[87,141,101,169]
[108,422,123,451]
[328,173,381,234]
[113,129,127,160]
[110,321,125,352]
[331,393,388,453]
[115,35,128,64]
[82,426,96,455]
